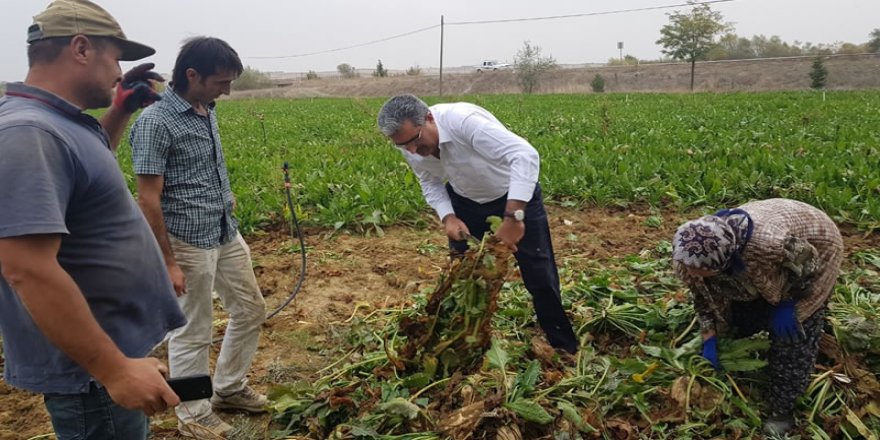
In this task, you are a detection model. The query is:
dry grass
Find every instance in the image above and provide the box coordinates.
[230,53,880,99]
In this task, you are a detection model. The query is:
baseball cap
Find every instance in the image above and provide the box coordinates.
[27,0,155,61]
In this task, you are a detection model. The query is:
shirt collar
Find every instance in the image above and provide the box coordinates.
[4,82,108,146]
[4,82,84,117]
[436,122,451,145]
[164,88,216,114]
[431,110,451,145]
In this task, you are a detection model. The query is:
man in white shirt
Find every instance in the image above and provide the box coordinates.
[377,94,578,354]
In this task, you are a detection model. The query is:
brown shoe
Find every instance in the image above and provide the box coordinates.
[178,411,233,438]
[211,386,268,413]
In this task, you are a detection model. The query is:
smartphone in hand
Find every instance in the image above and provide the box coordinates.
[167,375,212,402]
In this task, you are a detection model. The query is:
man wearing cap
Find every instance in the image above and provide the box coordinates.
[0,1,186,439]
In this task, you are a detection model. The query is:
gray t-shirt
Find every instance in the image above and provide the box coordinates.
[0,83,186,394]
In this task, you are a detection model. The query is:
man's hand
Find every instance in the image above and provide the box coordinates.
[443,214,471,241]
[113,63,164,113]
[771,299,805,343]
[167,263,186,297]
[494,218,525,252]
[101,357,180,416]
[701,335,721,370]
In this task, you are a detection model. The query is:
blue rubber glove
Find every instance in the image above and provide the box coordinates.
[702,336,721,370]
[771,299,805,344]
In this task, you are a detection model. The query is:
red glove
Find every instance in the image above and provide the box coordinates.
[114,63,164,113]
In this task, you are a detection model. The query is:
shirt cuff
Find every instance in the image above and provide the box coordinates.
[434,202,455,222]
[508,181,536,203]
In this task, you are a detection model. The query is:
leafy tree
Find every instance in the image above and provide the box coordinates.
[868,28,880,53]
[232,66,275,91]
[810,56,828,90]
[406,65,422,76]
[710,33,755,60]
[837,42,868,55]
[751,35,803,58]
[305,70,319,80]
[336,63,357,78]
[373,59,388,78]
[798,41,834,56]
[590,74,606,93]
[656,2,729,90]
[514,41,556,94]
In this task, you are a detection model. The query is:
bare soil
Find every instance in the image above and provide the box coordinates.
[1,206,877,440]
[230,53,880,99]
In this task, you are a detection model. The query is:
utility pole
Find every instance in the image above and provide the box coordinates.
[617,41,624,62]
[439,15,444,97]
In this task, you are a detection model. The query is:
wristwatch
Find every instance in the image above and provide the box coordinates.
[504,209,525,221]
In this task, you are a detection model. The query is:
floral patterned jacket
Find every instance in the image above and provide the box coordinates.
[675,199,844,334]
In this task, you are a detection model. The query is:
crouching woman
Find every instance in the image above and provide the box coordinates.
[671,198,843,436]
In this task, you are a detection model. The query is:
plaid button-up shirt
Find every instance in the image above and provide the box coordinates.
[130,89,237,249]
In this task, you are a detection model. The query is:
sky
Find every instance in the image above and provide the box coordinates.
[1,0,877,81]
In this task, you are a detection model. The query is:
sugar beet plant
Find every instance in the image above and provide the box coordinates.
[392,234,513,383]
[268,228,517,439]
[267,240,880,439]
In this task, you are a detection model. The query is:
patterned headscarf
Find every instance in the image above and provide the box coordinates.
[672,209,754,274]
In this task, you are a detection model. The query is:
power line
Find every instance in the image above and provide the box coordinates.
[245,0,735,60]
[248,24,440,59]
[447,0,734,25]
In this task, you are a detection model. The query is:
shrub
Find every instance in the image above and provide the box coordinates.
[406,65,422,76]
[590,74,606,93]
[305,70,319,80]
[514,41,556,94]
[870,28,880,53]
[607,55,641,66]
[232,66,275,91]
[810,56,828,90]
[373,59,388,78]
[337,63,357,78]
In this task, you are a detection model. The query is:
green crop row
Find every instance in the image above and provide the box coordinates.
[115,91,880,232]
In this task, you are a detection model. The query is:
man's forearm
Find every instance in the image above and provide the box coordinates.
[9,263,127,383]
[504,199,527,212]
[138,199,176,265]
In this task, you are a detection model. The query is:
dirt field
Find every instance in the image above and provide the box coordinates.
[2,206,877,440]
[230,53,880,99]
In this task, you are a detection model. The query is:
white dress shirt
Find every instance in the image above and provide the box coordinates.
[402,102,540,220]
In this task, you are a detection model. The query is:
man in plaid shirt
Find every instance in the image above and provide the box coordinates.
[130,36,266,437]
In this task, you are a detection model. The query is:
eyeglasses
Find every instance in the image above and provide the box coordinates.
[395,128,422,149]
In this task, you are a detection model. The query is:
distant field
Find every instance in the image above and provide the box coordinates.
[234,53,880,98]
[116,91,880,232]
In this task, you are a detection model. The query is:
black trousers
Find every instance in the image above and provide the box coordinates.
[731,299,827,418]
[446,183,579,353]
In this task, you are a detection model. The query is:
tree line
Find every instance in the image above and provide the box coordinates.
[655,2,878,90]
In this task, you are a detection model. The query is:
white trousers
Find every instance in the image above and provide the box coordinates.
[168,233,266,422]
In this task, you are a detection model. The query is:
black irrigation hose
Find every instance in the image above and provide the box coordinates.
[211,162,305,344]
[267,162,307,320]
